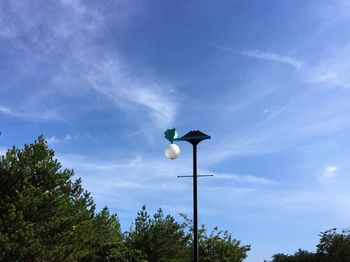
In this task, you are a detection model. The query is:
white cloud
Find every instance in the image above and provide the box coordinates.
[81,57,177,128]
[211,43,303,68]
[0,106,63,122]
[0,1,177,128]
[318,165,339,181]
[54,151,194,215]
[302,43,350,88]
[203,86,350,165]
[47,136,61,145]
[57,152,193,192]
[311,0,350,25]
[46,134,90,145]
[214,173,276,185]
[60,0,86,14]
[238,49,303,68]
[0,106,14,115]
[54,150,282,219]
[212,41,350,89]
[206,44,350,165]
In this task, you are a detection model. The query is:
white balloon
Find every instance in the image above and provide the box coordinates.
[164,143,180,160]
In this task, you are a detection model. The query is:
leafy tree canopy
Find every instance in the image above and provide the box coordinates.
[269,228,350,262]
[0,136,250,261]
[0,136,124,261]
[126,207,250,262]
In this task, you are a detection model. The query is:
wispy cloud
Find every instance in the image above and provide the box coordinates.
[211,43,303,68]
[0,106,63,122]
[80,57,177,128]
[212,41,350,88]
[318,165,339,181]
[58,152,192,182]
[203,88,350,164]
[239,49,303,68]
[0,0,177,128]
[46,134,90,145]
[46,136,61,145]
[207,42,350,166]
[56,151,193,215]
[55,150,282,220]
[302,43,350,88]
[214,173,276,185]
[60,0,87,15]
[311,0,350,25]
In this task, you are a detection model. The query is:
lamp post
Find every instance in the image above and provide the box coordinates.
[164,128,211,262]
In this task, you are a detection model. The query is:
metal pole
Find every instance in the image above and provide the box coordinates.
[193,143,198,262]
[164,129,210,262]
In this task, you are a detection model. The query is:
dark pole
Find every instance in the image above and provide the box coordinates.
[193,143,198,262]
[164,129,210,262]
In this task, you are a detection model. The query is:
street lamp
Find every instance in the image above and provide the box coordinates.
[164,128,211,262]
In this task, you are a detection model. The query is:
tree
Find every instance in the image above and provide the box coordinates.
[269,228,350,262]
[0,136,124,261]
[126,206,250,262]
[270,249,316,262]
[126,206,191,262]
[0,136,251,261]
[199,226,250,262]
[316,228,350,262]
[86,207,128,261]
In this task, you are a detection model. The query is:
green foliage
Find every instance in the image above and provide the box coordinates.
[269,228,350,262]
[199,226,250,262]
[180,214,250,262]
[316,228,350,262]
[126,207,250,262]
[270,249,316,262]
[0,136,125,261]
[126,206,191,262]
[86,207,127,261]
[0,136,250,261]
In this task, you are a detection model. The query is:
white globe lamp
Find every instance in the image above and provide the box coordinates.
[164,143,180,160]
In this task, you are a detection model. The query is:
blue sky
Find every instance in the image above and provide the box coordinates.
[1,0,350,260]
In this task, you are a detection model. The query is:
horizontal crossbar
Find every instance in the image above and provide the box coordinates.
[177,174,214,178]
